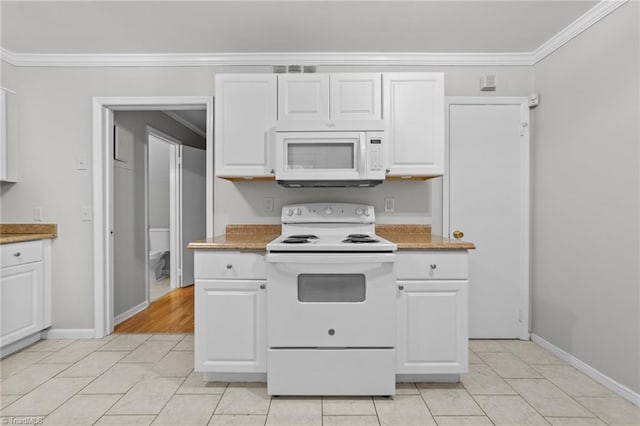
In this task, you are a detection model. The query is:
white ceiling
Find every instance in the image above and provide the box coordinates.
[1,1,598,54]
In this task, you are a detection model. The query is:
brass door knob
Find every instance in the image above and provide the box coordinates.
[453,230,464,239]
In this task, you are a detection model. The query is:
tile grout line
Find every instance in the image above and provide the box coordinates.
[369,395,381,426]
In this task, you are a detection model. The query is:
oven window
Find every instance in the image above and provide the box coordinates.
[297,274,365,303]
[287,143,354,170]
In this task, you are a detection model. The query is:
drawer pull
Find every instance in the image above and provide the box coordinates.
[260,283,266,289]
[430,264,437,270]
[398,284,404,291]
[226,264,233,269]
[13,252,21,257]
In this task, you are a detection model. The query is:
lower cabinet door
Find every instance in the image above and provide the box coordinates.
[195,279,266,373]
[397,280,468,374]
[1,262,44,346]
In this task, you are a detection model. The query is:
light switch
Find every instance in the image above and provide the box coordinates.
[33,207,44,222]
[81,206,92,222]
[263,197,274,212]
[384,198,395,213]
[76,158,89,170]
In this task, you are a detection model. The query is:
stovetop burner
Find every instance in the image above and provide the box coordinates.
[347,234,370,239]
[342,236,380,244]
[281,237,312,244]
[288,234,318,240]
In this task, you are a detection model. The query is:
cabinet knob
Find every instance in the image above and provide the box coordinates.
[430,264,437,270]
[226,264,233,269]
[398,284,404,290]
[385,169,390,174]
[13,252,21,257]
[453,230,464,239]
[260,283,266,289]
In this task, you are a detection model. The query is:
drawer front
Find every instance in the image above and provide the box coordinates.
[1,240,44,268]
[397,251,468,280]
[195,251,266,279]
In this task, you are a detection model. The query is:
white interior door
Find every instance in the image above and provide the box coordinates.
[179,145,206,286]
[446,98,529,339]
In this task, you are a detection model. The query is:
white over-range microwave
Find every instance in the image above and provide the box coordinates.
[274,122,386,188]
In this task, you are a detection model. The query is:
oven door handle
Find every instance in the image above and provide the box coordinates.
[267,253,396,264]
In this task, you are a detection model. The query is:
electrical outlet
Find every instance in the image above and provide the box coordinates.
[263,197,274,212]
[81,206,92,222]
[384,198,395,213]
[33,207,44,222]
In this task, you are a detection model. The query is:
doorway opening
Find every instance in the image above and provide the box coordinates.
[92,97,213,338]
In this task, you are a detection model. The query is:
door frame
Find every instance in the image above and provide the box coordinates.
[147,126,183,295]
[443,96,531,340]
[92,96,213,338]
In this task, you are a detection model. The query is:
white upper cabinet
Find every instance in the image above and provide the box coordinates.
[278,73,381,122]
[329,74,381,121]
[215,74,277,178]
[278,74,330,122]
[383,73,444,177]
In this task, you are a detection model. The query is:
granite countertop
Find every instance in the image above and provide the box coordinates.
[188,224,475,250]
[0,224,58,244]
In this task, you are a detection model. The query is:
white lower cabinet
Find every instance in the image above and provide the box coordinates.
[396,251,469,376]
[1,239,52,355]
[194,251,266,375]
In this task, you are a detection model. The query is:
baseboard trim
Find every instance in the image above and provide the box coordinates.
[43,328,96,339]
[531,334,640,407]
[1,332,43,357]
[114,301,149,326]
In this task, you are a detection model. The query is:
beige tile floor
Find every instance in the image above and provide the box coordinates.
[1,336,639,425]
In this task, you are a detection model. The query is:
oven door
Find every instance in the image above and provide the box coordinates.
[267,253,396,348]
[275,132,365,181]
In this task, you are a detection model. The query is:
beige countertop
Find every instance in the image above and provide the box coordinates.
[0,224,58,244]
[188,224,475,251]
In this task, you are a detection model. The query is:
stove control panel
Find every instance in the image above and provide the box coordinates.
[281,203,375,223]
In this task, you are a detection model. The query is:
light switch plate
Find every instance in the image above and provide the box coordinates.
[263,197,274,212]
[384,198,395,213]
[81,206,92,222]
[76,158,88,170]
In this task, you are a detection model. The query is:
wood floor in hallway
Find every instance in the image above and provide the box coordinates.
[114,284,194,333]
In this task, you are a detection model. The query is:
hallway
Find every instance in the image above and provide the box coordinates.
[114,285,194,333]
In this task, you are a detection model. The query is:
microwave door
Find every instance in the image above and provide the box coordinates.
[276,132,364,181]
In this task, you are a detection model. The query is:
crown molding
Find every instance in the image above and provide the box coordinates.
[532,0,628,64]
[0,0,627,68]
[0,50,533,67]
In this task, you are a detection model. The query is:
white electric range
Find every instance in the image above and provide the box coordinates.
[266,203,398,396]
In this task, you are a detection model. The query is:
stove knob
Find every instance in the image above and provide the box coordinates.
[355,207,364,216]
[363,208,370,217]
[286,208,294,216]
[324,207,333,215]
[294,208,302,215]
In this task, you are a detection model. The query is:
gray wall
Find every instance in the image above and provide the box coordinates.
[112,111,204,318]
[532,2,639,393]
[0,62,531,330]
[148,136,171,228]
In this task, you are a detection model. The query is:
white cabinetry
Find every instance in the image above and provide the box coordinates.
[0,88,18,182]
[1,239,52,355]
[215,74,277,178]
[278,73,381,122]
[383,73,444,177]
[396,251,468,377]
[194,251,267,378]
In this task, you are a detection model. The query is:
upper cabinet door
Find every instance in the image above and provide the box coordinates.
[383,73,445,177]
[278,74,330,122]
[215,74,277,177]
[330,73,381,121]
